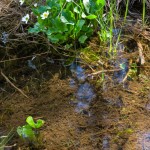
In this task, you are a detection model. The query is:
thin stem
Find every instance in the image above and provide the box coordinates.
[142,0,146,26]
[124,0,129,23]
[57,2,67,17]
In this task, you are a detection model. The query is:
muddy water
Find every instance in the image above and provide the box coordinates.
[0,30,149,150]
[69,57,128,149]
[113,43,129,83]
[68,37,150,150]
[70,62,96,116]
[69,42,129,115]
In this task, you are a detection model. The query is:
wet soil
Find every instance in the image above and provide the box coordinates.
[0,56,149,150]
[0,3,149,148]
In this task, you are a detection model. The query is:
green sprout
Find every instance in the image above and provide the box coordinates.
[17,116,44,147]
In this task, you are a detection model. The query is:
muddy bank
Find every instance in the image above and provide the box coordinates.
[0,0,150,150]
[0,56,149,150]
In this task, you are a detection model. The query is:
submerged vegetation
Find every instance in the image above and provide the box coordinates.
[0,0,150,149]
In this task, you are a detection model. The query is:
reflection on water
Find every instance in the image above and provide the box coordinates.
[70,63,86,82]
[70,63,95,115]
[140,132,150,150]
[75,82,96,114]
[145,100,150,111]
[113,43,129,83]
[102,136,110,150]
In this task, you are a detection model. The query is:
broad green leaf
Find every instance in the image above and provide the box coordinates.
[54,17,68,32]
[17,125,36,141]
[28,27,39,34]
[32,8,39,16]
[35,119,45,128]
[65,44,73,50]
[26,116,36,128]
[47,28,57,35]
[54,33,67,43]
[81,25,93,36]
[96,0,106,6]
[74,20,85,35]
[47,0,61,9]
[83,0,90,13]
[60,10,75,25]
[86,14,97,19]
[26,116,45,129]
[38,6,50,13]
[90,0,105,14]
[48,35,59,43]
[79,35,88,43]
[73,7,80,14]
[28,22,46,34]
[81,12,86,18]
[48,33,67,43]
[28,23,41,34]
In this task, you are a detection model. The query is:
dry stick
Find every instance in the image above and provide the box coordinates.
[122,42,146,83]
[2,144,17,149]
[88,68,122,76]
[1,71,29,99]
[137,41,145,65]
[0,52,50,63]
[122,71,129,83]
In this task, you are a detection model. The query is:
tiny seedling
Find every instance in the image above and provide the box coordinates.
[17,116,44,148]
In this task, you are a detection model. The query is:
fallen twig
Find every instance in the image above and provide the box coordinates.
[137,41,145,65]
[1,70,29,99]
[88,68,122,76]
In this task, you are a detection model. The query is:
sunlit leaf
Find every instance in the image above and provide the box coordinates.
[86,14,97,19]
[74,20,85,35]
[79,35,88,43]
[60,10,75,25]
[17,125,36,141]
[96,0,106,6]
[36,119,45,128]
[26,116,36,128]
[83,0,90,13]
[73,7,80,14]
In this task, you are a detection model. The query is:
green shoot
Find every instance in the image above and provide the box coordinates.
[142,0,146,26]
[17,116,44,147]
[124,0,129,23]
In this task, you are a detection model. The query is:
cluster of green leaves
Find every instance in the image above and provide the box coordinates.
[29,0,105,44]
[17,116,44,145]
